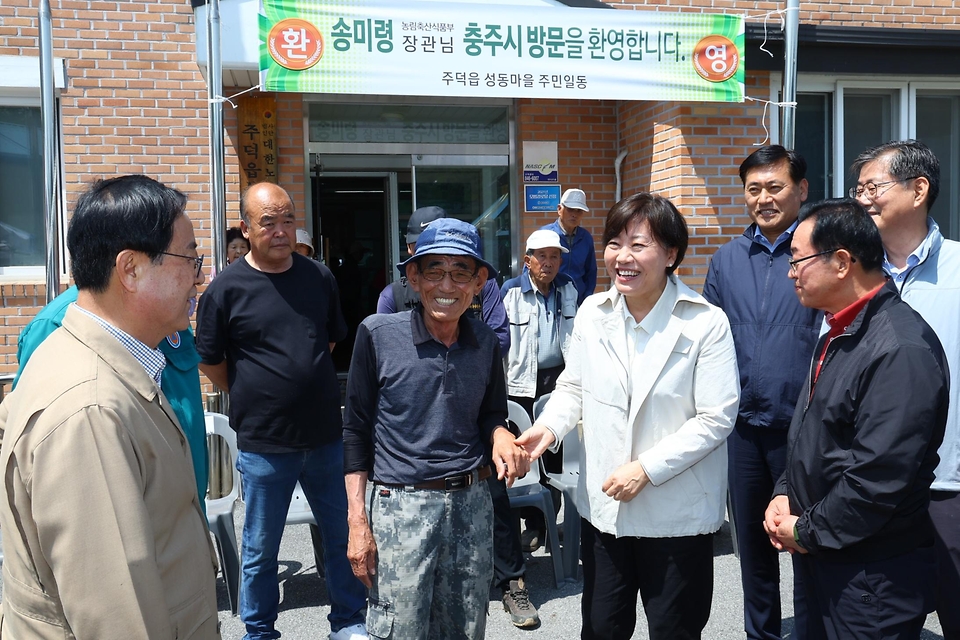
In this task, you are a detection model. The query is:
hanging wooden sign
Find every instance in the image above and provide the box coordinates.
[237,94,279,191]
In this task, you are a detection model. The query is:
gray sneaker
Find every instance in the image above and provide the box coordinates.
[502,578,540,628]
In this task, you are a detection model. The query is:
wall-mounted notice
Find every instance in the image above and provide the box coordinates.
[525,184,562,212]
[523,141,558,183]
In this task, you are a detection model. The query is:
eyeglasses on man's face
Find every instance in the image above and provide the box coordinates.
[787,248,839,273]
[160,251,204,278]
[418,267,478,284]
[848,176,919,200]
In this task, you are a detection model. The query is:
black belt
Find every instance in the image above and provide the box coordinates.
[380,466,492,491]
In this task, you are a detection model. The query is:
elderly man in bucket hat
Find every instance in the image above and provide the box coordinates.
[343,217,530,639]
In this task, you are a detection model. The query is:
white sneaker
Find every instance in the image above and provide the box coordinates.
[329,623,368,640]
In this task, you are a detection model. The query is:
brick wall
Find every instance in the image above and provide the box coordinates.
[1,0,217,379]
[604,0,960,28]
[618,73,772,288]
[517,98,619,292]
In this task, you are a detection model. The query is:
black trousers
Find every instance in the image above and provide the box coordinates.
[795,544,936,640]
[580,519,714,640]
[929,490,960,640]
[728,421,807,640]
[489,473,526,591]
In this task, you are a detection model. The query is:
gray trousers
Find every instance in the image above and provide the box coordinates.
[366,480,493,640]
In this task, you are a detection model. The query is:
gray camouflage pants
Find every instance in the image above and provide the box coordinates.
[366,480,493,640]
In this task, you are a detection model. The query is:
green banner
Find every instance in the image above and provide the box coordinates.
[260,0,744,102]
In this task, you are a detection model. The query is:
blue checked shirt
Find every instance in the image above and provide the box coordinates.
[73,303,166,385]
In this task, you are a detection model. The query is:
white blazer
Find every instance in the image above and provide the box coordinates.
[538,276,740,538]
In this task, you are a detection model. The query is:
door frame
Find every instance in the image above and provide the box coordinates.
[311,171,400,277]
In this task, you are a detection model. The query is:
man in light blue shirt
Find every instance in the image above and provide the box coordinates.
[851,139,960,640]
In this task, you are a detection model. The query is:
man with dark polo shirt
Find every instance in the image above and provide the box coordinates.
[196,182,367,640]
[343,218,530,639]
[765,199,948,639]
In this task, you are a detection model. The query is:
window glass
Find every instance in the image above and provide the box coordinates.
[0,106,45,267]
[843,93,897,195]
[794,93,832,203]
[916,95,959,240]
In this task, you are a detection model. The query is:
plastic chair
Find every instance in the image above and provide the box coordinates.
[286,483,327,578]
[205,412,241,614]
[534,394,583,581]
[286,482,317,526]
[506,400,565,586]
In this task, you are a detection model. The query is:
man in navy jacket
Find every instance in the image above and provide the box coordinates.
[541,188,597,305]
[703,146,821,640]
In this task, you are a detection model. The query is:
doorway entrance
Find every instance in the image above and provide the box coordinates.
[314,174,404,372]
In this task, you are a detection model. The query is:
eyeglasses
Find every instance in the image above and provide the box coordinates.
[848,177,918,200]
[160,251,204,278]
[418,267,478,284]
[788,249,839,273]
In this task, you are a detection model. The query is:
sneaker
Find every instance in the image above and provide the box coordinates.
[502,578,540,628]
[520,527,544,552]
[329,623,368,640]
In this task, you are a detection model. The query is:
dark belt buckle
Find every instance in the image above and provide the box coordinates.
[445,473,469,491]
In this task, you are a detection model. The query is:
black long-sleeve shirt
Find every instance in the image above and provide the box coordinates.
[342,309,508,485]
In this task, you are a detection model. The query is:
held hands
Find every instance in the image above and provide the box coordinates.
[601,460,649,503]
[491,426,531,488]
[763,495,807,554]
[514,424,558,460]
[347,519,377,588]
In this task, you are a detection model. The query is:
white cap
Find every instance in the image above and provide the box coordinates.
[526,229,569,253]
[560,188,589,212]
[295,228,314,252]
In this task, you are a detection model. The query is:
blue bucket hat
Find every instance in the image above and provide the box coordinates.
[398,218,498,280]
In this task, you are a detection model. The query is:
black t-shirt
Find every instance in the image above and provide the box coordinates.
[196,254,348,452]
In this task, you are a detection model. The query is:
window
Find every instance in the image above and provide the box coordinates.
[0,105,46,269]
[782,76,960,240]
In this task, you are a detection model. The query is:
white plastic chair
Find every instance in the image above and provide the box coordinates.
[506,400,565,586]
[205,412,241,614]
[534,393,583,581]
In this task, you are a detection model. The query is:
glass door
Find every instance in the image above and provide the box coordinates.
[412,154,511,283]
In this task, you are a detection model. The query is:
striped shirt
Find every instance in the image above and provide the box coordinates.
[73,303,166,385]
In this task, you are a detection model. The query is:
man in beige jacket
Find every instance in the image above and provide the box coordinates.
[0,175,219,639]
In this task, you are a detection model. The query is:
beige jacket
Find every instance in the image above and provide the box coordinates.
[0,306,219,639]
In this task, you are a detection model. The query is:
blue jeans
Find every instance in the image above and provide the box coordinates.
[238,441,367,639]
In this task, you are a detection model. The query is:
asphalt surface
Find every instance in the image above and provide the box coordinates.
[213,502,945,640]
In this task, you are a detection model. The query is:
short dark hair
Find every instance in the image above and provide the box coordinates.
[68,175,187,292]
[602,193,688,276]
[739,145,807,185]
[798,198,884,272]
[226,226,247,246]
[850,139,940,212]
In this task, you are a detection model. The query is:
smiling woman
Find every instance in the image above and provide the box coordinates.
[518,192,740,640]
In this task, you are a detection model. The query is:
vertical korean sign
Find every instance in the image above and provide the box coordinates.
[259,0,744,102]
[237,95,279,191]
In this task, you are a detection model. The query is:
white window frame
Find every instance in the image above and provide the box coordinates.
[769,73,960,197]
[0,56,68,282]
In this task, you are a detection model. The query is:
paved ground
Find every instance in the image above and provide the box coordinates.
[213,502,945,640]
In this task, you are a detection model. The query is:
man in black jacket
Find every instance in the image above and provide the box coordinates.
[765,198,948,640]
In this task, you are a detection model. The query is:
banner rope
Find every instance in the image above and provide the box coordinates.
[208,84,263,108]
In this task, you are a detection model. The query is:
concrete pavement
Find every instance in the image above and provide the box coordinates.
[214,504,945,639]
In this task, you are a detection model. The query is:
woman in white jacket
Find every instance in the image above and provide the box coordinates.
[517,193,740,640]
